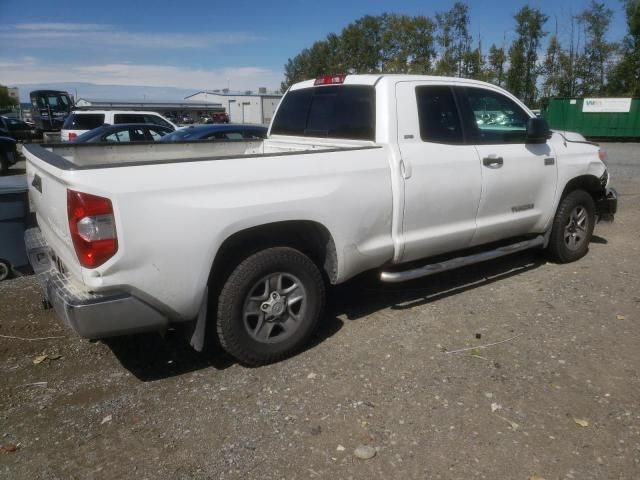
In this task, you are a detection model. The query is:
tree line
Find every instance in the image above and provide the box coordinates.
[0,86,18,109]
[281,0,640,106]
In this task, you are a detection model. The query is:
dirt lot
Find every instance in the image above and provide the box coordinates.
[1,144,639,479]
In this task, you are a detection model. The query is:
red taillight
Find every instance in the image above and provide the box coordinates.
[67,190,118,268]
[68,132,77,141]
[598,149,608,164]
[314,74,346,86]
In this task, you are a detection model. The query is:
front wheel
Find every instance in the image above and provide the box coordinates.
[547,190,595,263]
[216,247,325,365]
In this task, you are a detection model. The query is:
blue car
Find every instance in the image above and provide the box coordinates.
[160,124,268,142]
[0,136,18,176]
[72,123,174,143]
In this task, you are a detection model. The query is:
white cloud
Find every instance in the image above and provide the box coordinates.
[0,58,282,92]
[0,23,260,49]
[14,23,113,31]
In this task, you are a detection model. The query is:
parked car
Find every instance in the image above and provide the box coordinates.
[61,110,177,142]
[180,115,194,124]
[0,136,18,176]
[72,124,174,143]
[160,124,267,142]
[23,74,617,366]
[201,112,230,124]
[212,112,230,123]
[0,116,41,142]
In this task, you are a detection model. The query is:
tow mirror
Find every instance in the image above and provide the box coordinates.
[526,117,552,143]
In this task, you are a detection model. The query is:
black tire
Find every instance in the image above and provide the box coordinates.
[216,247,325,365]
[0,260,11,281]
[547,190,596,263]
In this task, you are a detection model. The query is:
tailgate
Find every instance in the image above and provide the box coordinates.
[24,147,84,284]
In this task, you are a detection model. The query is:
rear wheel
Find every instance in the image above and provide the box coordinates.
[0,260,11,281]
[216,247,325,365]
[547,190,595,263]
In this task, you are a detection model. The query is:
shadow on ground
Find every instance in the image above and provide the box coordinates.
[104,312,346,382]
[328,249,548,321]
[104,248,555,381]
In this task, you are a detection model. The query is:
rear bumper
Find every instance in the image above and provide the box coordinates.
[596,187,617,223]
[25,227,169,339]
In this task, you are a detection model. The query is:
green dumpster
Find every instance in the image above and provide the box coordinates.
[542,97,640,139]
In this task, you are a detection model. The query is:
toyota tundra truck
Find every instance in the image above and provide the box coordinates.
[22,74,617,365]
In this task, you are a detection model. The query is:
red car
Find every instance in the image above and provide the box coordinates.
[202,112,229,124]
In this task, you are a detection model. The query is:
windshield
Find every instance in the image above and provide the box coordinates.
[37,93,72,111]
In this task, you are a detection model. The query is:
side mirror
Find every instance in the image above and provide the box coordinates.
[526,117,551,143]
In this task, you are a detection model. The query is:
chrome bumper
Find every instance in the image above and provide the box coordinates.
[24,227,169,339]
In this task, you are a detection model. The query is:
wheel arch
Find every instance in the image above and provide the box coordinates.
[209,220,338,291]
[187,220,337,352]
[559,174,605,203]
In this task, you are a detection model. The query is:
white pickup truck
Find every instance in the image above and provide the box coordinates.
[23,74,617,365]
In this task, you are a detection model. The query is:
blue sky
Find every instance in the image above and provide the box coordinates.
[0,0,629,100]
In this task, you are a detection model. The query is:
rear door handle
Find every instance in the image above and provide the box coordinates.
[482,156,504,169]
[400,158,412,179]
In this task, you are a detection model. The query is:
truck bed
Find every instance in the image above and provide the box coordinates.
[22,135,391,323]
[24,137,376,170]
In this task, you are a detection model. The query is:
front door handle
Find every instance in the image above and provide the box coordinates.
[483,156,504,169]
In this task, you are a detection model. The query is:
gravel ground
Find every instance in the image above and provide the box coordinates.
[1,144,639,479]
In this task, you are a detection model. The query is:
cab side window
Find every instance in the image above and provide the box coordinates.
[128,128,147,142]
[104,131,129,142]
[415,86,463,144]
[144,115,172,129]
[113,114,144,124]
[461,87,530,144]
[147,128,168,141]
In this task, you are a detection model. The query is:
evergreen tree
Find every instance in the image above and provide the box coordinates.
[280,13,437,91]
[0,86,17,108]
[435,2,471,77]
[486,44,506,86]
[607,0,640,95]
[506,6,549,105]
[576,1,617,95]
[541,34,563,98]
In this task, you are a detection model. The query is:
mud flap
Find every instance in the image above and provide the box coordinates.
[188,286,208,352]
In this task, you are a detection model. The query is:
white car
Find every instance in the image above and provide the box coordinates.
[60,110,178,142]
[24,74,617,365]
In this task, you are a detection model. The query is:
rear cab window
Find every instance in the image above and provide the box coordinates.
[271,85,375,141]
[63,113,105,130]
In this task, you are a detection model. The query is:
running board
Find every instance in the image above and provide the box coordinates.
[380,235,546,283]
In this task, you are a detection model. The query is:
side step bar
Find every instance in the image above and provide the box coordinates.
[380,235,546,283]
